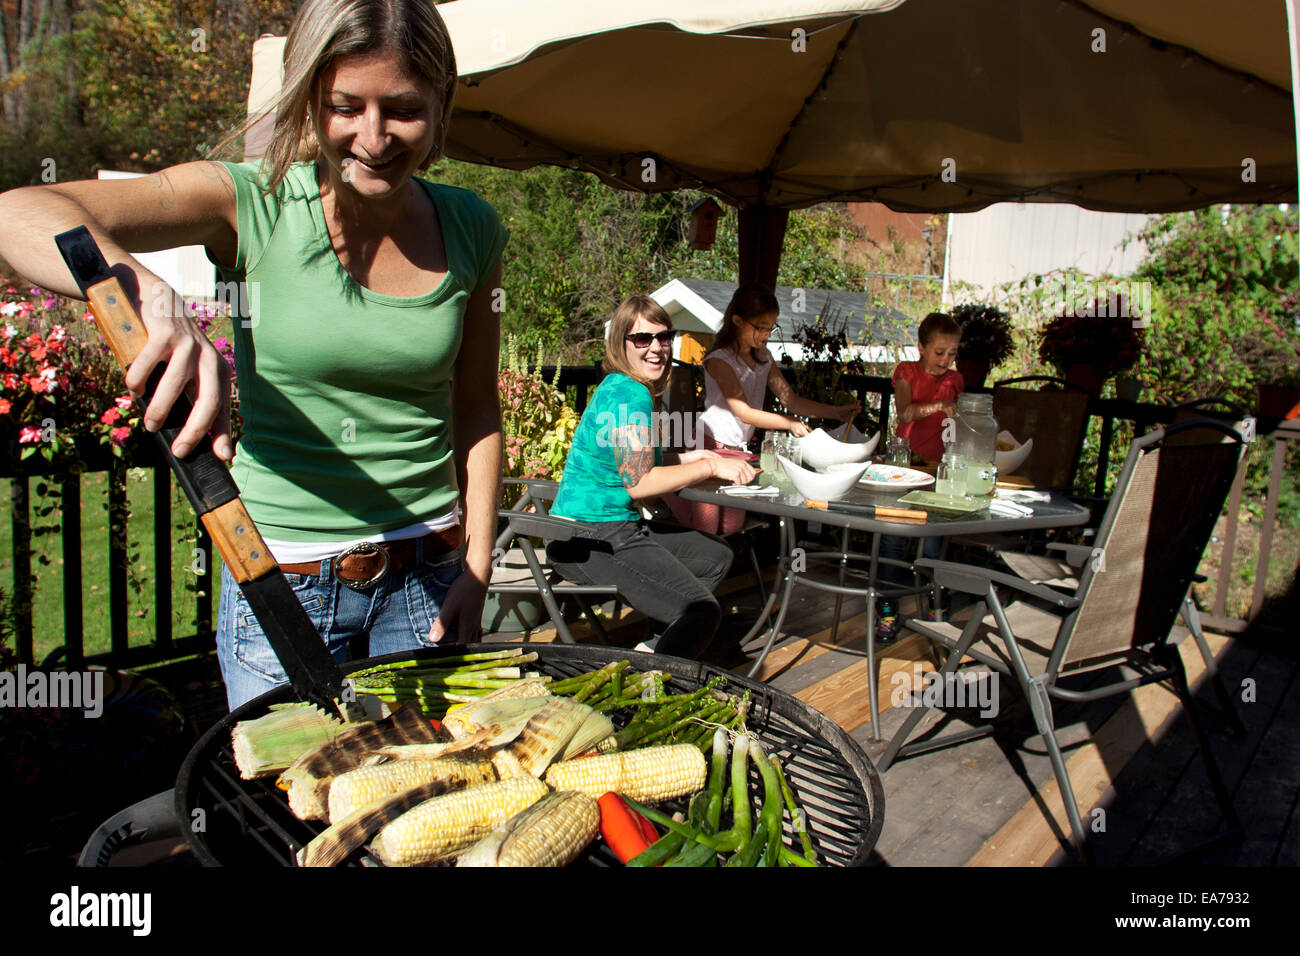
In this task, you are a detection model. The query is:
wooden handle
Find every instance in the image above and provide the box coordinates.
[86,277,150,369]
[201,499,280,583]
[874,506,927,522]
[805,499,831,510]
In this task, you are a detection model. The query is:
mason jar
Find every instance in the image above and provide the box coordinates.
[952,393,999,497]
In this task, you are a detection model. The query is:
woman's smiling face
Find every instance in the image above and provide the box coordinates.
[624,315,673,383]
[313,49,438,199]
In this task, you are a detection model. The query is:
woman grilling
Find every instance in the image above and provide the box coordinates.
[546,294,756,659]
[0,0,506,709]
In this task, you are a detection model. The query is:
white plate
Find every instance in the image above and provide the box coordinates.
[859,464,936,490]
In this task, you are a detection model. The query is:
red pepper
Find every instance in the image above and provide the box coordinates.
[598,792,658,863]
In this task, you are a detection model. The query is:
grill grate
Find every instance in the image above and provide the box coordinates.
[177,644,884,867]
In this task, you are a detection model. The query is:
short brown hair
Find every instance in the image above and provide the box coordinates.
[918,312,962,346]
[603,294,674,399]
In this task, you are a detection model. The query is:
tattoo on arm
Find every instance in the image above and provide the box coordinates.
[196,161,235,199]
[149,170,177,210]
[613,424,655,491]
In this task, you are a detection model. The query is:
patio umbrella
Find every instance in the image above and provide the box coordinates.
[440,0,1296,215]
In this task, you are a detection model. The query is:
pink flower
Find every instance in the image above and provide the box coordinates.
[213,336,230,351]
[49,325,66,343]
[110,425,132,445]
[41,298,56,310]
[0,398,10,415]
[19,426,43,444]
[81,310,95,323]
[100,407,122,425]
[114,395,134,411]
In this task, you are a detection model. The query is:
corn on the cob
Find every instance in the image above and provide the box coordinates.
[544,744,707,803]
[371,776,549,866]
[456,791,599,867]
[327,754,497,823]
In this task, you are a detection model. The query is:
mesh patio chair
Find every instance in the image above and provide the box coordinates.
[485,479,620,644]
[879,419,1245,863]
[992,376,1092,489]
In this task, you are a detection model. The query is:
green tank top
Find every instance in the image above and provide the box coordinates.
[208,161,508,542]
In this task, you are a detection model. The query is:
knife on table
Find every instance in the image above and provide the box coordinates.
[56,226,357,719]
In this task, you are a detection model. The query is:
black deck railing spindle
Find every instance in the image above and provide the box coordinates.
[107,460,129,661]
[154,464,172,653]
[10,476,33,664]
[60,473,84,666]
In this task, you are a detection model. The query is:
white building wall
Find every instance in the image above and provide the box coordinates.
[944,203,1151,302]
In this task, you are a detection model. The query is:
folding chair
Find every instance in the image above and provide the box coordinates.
[485,479,620,644]
[879,420,1245,863]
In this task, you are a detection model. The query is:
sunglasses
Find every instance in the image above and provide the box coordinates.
[624,330,677,348]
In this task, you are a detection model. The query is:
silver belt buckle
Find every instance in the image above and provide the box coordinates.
[333,541,390,591]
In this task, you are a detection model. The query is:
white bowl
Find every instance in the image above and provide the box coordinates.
[798,426,881,470]
[777,455,870,501]
[995,436,1034,475]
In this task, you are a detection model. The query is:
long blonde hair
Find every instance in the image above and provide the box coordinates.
[603,294,673,400]
[212,0,456,192]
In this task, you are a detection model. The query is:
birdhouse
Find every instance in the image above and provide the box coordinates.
[688,198,722,250]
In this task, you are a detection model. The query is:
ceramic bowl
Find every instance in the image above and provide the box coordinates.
[798,426,880,470]
[778,455,870,501]
[995,437,1034,475]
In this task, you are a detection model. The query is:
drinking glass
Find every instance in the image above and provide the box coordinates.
[885,436,910,466]
[936,454,968,499]
[760,434,778,484]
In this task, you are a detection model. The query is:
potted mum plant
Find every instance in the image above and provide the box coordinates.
[1037,296,1144,394]
[1242,324,1300,419]
[950,303,1014,388]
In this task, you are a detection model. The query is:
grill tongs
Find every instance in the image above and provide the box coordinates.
[56,226,355,720]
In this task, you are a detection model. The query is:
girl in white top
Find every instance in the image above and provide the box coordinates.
[668,283,859,534]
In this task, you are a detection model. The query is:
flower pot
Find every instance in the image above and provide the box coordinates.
[956,359,990,389]
[1256,384,1300,420]
[1064,363,1105,394]
[1114,375,1142,402]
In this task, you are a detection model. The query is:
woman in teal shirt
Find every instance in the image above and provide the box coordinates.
[0,0,505,709]
[549,295,756,659]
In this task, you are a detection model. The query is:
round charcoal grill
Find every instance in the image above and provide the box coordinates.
[176,644,885,866]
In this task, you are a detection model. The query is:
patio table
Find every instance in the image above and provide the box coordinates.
[680,480,1090,738]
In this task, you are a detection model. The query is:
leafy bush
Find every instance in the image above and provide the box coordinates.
[499,337,578,505]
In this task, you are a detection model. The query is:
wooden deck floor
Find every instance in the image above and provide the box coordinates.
[501,565,1299,868]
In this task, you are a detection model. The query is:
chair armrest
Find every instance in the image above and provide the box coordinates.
[915,558,1080,608]
[1046,541,1095,568]
[499,509,584,542]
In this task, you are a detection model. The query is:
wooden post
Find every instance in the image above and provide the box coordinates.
[738,205,789,291]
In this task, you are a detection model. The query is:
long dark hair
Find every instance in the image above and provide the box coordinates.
[706,282,778,365]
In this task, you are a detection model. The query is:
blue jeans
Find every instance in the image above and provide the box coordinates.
[216,546,463,711]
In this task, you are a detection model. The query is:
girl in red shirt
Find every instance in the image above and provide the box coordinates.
[892,313,964,462]
[878,312,964,640]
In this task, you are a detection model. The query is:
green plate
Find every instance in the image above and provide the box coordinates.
[898,490,986,514]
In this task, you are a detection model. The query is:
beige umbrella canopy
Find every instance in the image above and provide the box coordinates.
[440,0,1296,214]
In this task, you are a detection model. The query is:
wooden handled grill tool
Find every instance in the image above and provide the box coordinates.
[56,226,354,718]
[805,499,927,522]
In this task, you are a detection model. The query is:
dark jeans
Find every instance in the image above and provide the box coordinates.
[546,519,733,659]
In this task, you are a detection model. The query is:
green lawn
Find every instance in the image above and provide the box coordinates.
[0,466,223,663]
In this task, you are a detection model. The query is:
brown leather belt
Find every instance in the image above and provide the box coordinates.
[279,526,463,590]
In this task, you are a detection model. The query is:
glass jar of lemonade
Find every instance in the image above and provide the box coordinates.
[952,393,999,497]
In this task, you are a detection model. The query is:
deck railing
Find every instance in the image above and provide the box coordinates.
[6,365,1293,668]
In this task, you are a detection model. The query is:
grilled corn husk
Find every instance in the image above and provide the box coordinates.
[456,790,599,867]
[231,705,358,780]
[279,703,440,821]
[297,779,455,868]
